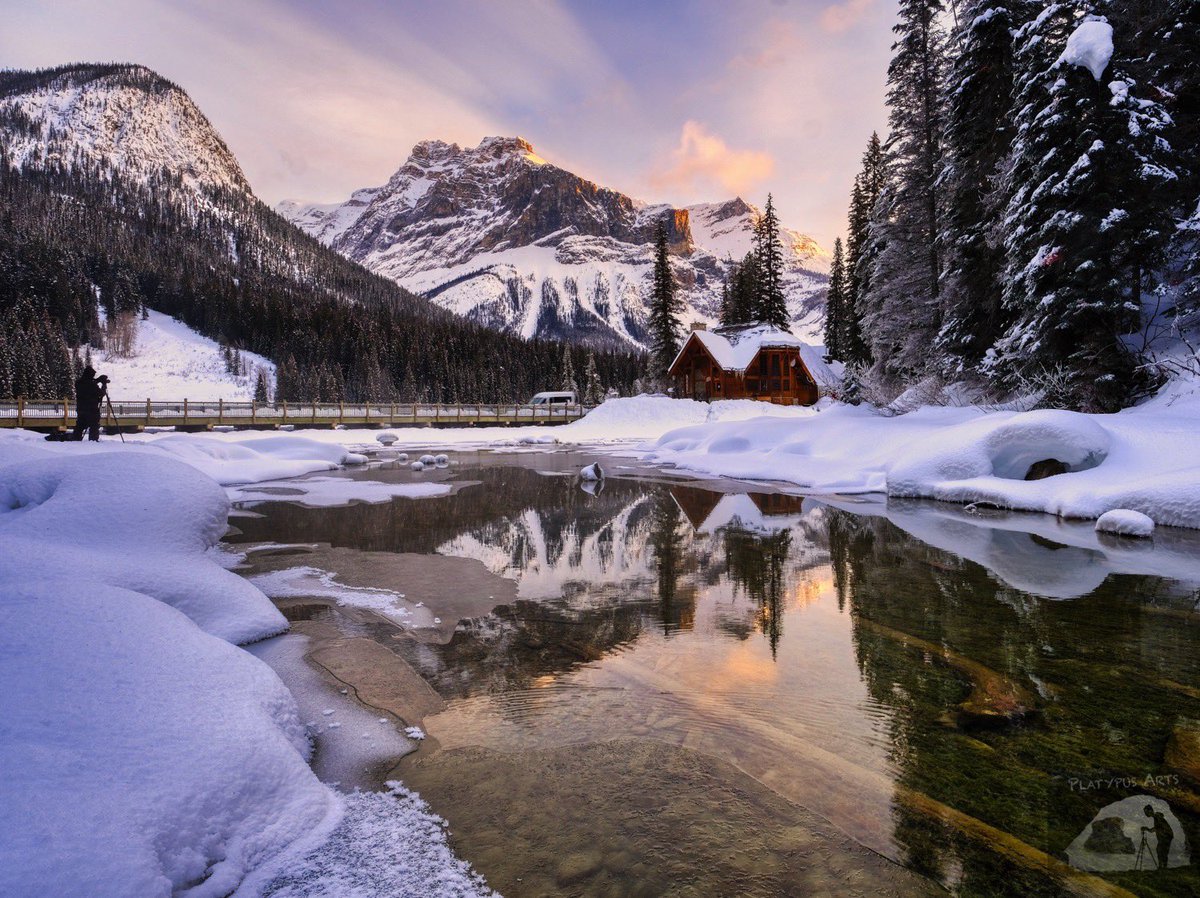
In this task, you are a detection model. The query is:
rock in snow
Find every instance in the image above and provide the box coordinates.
[376,432,398,445]
[419,454,436,465]
[580,462,604,481]
[1095,509,1155,538]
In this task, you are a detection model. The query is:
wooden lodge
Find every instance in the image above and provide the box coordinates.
[668,322,833,406]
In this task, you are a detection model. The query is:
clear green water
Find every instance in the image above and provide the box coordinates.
[229,451,1200,897]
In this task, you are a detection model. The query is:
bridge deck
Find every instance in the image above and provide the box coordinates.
[0,399,589,431]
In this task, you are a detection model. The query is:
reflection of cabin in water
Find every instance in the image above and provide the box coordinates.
[668,323,835,406]
[670,486,809,533]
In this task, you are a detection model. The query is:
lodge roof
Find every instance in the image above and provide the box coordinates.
[668,323,838,387]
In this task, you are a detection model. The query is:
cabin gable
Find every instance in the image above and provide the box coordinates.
[668,324,823,406]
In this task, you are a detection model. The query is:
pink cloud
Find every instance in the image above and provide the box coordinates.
[821,0,876,33]
[650,121,775,198]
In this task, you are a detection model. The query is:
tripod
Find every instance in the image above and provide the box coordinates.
[104,391,125,444]
[1135,830,1157,871]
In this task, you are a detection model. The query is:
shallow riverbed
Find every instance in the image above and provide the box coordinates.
[226,448,1200,897]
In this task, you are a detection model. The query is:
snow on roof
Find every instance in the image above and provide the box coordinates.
[671,323,839,386]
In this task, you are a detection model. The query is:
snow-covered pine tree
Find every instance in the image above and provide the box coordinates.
[254,367,270,403]
[753,195,789,329]
[860,0,948,387]
[731,252,760,325]
[0,328,12,399]
[845,134,884,367]
[937,1,1033,374]
[824,238,848,359]
[560,344,579,394]
[41,317,74,398]
[994,7,1180,410]
[583,351,605,405]
[719,263,738,327]
[647,220,683,380]
[1140,0,1200,324]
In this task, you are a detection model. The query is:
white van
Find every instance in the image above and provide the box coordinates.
[529,391,577,406]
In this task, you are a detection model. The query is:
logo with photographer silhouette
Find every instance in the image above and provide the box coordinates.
[1065,795,1190,872]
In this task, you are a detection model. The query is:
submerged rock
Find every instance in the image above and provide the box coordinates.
[1165,721,1200,786]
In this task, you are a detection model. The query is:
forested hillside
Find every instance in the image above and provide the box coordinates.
[0,64,641,403]
[824,0,1200,411]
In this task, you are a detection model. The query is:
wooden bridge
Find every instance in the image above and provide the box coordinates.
[0,398,590,432]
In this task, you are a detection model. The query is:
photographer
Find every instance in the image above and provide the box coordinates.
[72,366,108,442]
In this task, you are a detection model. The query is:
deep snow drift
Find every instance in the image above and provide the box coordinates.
[645,396,1200,529]
[0,434,493,898]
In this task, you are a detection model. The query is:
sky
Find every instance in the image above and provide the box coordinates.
[1,0,897,251]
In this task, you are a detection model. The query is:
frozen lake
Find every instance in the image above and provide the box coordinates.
[227,448,1200,897]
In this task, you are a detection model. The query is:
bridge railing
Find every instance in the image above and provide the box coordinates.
[0,398,591,428]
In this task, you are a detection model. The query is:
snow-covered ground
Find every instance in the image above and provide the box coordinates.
[3,378,1199,893]
[640,389,1200,529]
[0,432,494,898]
[86,308,274,401]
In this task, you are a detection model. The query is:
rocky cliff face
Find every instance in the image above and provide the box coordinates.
[280,137,829,350]
[0,64,249,197]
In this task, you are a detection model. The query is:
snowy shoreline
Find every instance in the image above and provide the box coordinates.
[171,392,1200,532]
[0,432,496,897]
[3,387,1199,893]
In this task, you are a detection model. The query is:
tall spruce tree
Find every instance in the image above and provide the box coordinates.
[753,194,789,329]
[824,238,848,359]
[583,351,605,405]
[860,0,947,386]
[560,344,579,394]
[647,220,683,380]
[994,7,1179,410]
[845,134,884,367]
[936,1,1030,374]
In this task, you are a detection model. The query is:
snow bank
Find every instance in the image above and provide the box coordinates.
[147,434,367,486]
[0,580,336,898]
[0,450,285,643]
[1059,18,1114,82]
[557,395,814,442]
[0,434,489,895]
[646,402,1200,530]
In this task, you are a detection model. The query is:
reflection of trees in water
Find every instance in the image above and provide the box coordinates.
[723,528,792,658]
[832,507,1200,897]
[650,492,693,633]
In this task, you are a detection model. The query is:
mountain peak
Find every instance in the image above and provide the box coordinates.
[279,136,828,349]
[0,61,249,194]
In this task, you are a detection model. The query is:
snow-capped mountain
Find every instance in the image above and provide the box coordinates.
[279,137,829,350]
[0,64,248,196]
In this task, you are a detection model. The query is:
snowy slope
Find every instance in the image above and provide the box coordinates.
[279,138,830,348]
[86,309,274,401]
[0,64,248,195]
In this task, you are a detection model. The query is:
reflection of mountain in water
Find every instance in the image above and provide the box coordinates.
[395,483,835,698]
[436,494,660,601]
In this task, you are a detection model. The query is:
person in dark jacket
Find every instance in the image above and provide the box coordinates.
[72,367,108,441]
